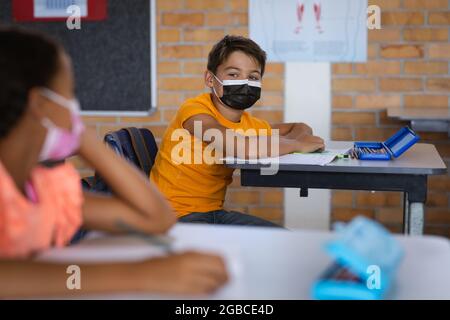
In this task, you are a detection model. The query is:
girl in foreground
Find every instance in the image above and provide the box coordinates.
[0,28,227,298]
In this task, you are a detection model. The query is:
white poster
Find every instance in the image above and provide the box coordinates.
[249,0,368,62]
[34,0,88,18]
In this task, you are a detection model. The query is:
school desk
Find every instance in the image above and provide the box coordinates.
[388,108,450,137]
[225,141,447,236]
[37,223,450,299]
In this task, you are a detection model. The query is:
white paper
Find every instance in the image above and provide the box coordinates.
[34,0,88,18]
[249,0,368,62]
[222,148,351,167]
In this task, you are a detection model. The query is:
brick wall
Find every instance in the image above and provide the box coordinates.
[70,0,285,225]
[331,0,450,236]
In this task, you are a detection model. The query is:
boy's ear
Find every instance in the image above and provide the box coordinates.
[204,70,214,88]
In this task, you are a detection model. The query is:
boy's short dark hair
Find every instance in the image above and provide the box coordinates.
[207,35,267,77]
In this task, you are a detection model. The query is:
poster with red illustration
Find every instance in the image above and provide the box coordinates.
[13,0,107,22]
[250,0,368,62]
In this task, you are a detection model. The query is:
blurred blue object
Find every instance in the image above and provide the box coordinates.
[312,216,404,300]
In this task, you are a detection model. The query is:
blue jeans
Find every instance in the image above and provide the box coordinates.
[178,210,282,228]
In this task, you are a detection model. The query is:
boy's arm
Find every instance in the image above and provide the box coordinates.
[272,122,313,139]
[272,123,324,149]
[78,129,177,235]
[183,114,324,159]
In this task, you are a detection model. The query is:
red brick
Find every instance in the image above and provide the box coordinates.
[162,13,204,26]
[404,95,448,108]
[332,191,353,206]
[403,28,448,41]
[184,29,225,42]
[158,61,181,74]
[332,79,376,92]
[428,44,450,59]
[404,0,449,9]
[331,127,353,140]
[261,190,284,205]
[157,29,181,42]
[429,12,450,25]
[379,78,423,92]
[380,44,424,58]
[185,0,226,10]
[332,95,353,108]
[427,193,449,207]
[355,95,402,109]
[332,208,375,222]
[427,78,450,92]
[248,207,283,221]
[230,0,248,11]
[355,61,401,75]
[157,0,184,11]
[369,0,402,9]
[377,208,404,224]
[354,127,399,141]
[332,112,376,125]
[159,45,204,59]
[404,62,448,74]
[426,209,450,223]
[356,191,401,207]
[226,191,261,204]
[429,176,450,192]
[382,12,424,25]
[158,77,205,91]
[368,29,402,42]
[332,63,353,74]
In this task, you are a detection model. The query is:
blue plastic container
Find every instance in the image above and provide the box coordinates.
[354,126,420,160]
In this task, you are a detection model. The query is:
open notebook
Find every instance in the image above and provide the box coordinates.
[222,148,351,166]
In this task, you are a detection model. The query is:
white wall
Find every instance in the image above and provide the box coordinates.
[284,62,331,230]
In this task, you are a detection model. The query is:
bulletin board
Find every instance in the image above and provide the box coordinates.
[0,0,156,115]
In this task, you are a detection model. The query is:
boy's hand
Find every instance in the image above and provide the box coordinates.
[138,251,229,295]
[298,134,325,145]
[294,139,325,153]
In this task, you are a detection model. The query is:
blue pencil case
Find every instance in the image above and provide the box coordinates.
[312,216,404,300]
[354,126,420,160]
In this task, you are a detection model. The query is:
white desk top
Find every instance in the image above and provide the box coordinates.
[227,141,447,175]
[37,223,450,300]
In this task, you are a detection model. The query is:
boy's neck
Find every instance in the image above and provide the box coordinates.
[210,93,244,123]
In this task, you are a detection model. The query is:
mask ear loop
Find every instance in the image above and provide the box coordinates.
[212,73,224,86]
[40,117,56,130]
[40,88,80,113]
[210,72,223,101]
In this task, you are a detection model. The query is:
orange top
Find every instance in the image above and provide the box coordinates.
[150,93,271,217]
[0,161,83,258]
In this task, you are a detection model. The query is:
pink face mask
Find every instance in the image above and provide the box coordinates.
[38,88,85,162]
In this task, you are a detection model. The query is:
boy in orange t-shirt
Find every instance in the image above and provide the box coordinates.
[151,35,324,226]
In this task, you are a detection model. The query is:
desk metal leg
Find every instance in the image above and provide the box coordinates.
[403,193,410,235]
[408,202,425,235]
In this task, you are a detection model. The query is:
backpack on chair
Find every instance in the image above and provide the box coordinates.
[81,127,158,194]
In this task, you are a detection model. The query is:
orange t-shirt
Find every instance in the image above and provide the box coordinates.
[0,161,83,258]
[150,93,271,217]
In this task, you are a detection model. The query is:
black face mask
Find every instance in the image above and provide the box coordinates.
[212,74,261,110]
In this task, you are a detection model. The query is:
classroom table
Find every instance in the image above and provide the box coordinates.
[225,141,447,236]
[37,223,450,300]
[388,108,450,137]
